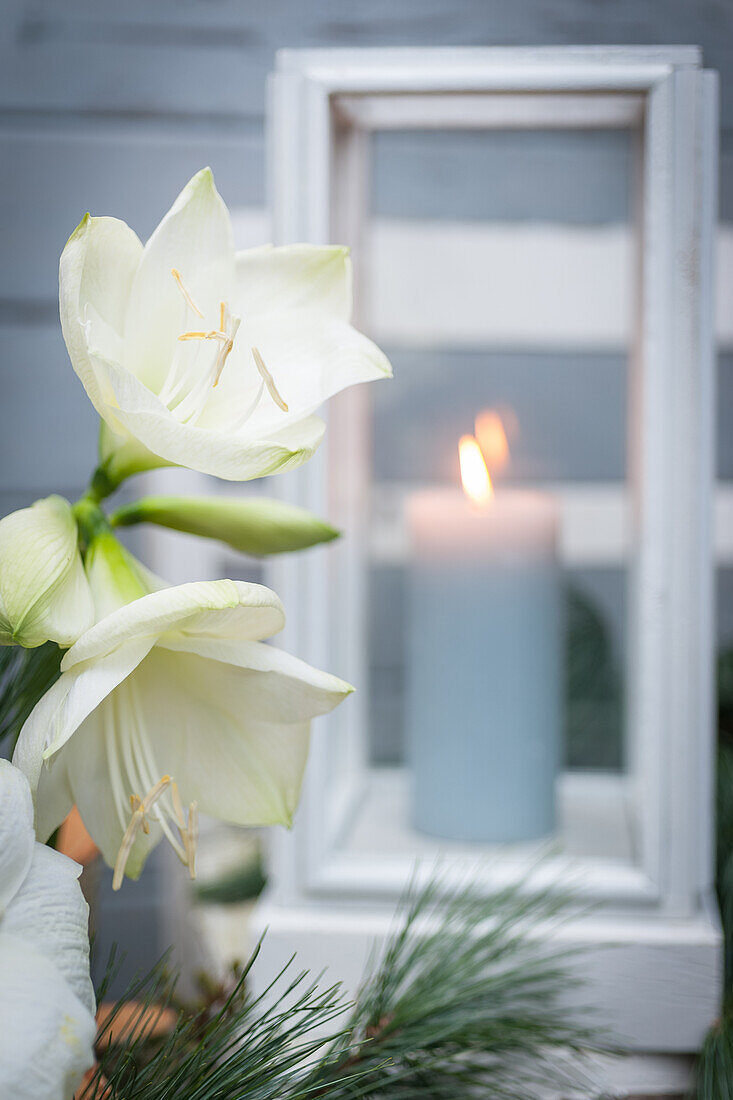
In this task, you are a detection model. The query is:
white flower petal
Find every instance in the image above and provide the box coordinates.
[158,635,352,722]
[0,590,12,644]
[59,213,143,416]
[0,760,34,913]
[204,311,392,437]
[134,649,312,826]
[41,547,96,649]
[49,636,342,871]
[3,844,95,1016]
[62,580,284,669]
[13,637,155,798]
[101,357,326,480]
[98,419,173,481]
[56,699,162,877]
[0,935,95,1100]
[234,244,352,321]
[0,496,94,648]
[84,301,126,364]
[123,168,235,392]
[34,759,76,850]
[60,170,391,486]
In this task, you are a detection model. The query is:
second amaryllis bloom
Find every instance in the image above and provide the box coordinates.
[13,532,352,888]
[0,760,96,1100]
[59,167,392,486]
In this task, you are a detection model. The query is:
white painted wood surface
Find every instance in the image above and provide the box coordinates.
[245,896,722,1056]
[259,46,723,1058]
[334,90,645,129]
[199,901,703,1090]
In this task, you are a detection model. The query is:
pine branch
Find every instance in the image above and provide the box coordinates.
[85,939,364,1100]
[302,874,608,1099]
[88,876,611,1099]
[693,1003,733,1100]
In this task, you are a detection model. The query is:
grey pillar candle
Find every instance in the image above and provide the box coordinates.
[406,472,561,843]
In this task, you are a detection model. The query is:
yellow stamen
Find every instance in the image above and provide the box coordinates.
[129,794,149,833]
[171,294,241,406]
[252,346,288,411]
[212,318,240,388]
[178,330,229,343]
[170,780,198,881]
[171,268,204,318]
[113,775,172,891]
[113,806,145,891]
[187,802,199,880]
[212,347,231,387]
[171,780,186,831]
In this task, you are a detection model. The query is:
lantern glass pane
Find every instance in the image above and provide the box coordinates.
[345,123,641,863]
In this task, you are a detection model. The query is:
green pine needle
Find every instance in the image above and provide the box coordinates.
[564,585,622,771]
[194,853,267,905]
[88,876,610,1099]
[694,647,733,1098]
[86,940,364,1100]
[302,874,608,1099]
[694,1004,733,1100]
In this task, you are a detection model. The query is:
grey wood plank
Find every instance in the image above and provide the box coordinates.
[372,129,633,224]
[0,124,263,302]
[2,120,730,308]
[3,1,733,268]
[1,336,728,501]
[0,321,98,492]
[1,1,732,128]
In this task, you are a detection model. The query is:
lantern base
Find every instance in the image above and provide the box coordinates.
[193,891,720,1082]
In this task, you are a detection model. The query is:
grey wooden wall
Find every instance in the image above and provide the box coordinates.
[2,0,731,984]
[2,1,733,514]
[2,1,733,512]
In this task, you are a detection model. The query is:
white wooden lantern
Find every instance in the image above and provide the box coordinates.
[247,47,721,1081]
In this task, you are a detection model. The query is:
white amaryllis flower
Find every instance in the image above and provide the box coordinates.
[60,167,392,484]
[13,572,352,888]
[0,495,94,647]
[0,759,96,1099]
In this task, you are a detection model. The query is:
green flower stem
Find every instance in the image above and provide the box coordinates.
[97,421,177,496]
[72,499,148,603]
[86,464,117,504]
[72,496,112,551]
[83,424,179,508]
[84,529,150,606]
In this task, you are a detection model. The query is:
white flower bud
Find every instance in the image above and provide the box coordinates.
[0,496,94,648]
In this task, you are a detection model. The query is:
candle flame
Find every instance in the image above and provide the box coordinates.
[475,409,510,472]
[459,434,493,505]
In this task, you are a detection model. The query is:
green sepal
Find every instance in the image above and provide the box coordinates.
[93,421,176,500]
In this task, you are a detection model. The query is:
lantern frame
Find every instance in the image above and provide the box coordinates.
[247,47,722,1057]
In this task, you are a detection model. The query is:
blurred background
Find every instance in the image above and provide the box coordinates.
[0,1,731,988]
